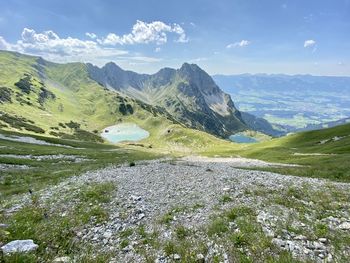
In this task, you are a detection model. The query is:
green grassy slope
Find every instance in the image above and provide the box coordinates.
[203,123,350,182]
[0,51,178,141]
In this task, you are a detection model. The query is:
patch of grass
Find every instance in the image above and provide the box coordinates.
[206,206,287,262]
[314,223,329,238]
[120,228,133,238]
[0,112,45,133]
[220,194,233,204]
[160,212,174,225]
[164,240,176,256]
[160,206,188,225]
[175,225,189,240]
[230,232,248,247]
[1,253,37,263]
[192,203,205,210]
[120,239,129,249]
[1,182,116,262]
[266,251,304,263]
[82,205,109,224]
[79,182,115,203]
[137,225,147,238]
[139,229,160,248]
[226,206,254,221]
[207,218,229,237]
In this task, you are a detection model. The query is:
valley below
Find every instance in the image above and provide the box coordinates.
[214,74,350,133]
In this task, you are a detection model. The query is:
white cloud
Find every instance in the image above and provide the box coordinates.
[304,39,316,48]
[0,21,186,68]
[0,28,129,65]
[12,28,109,58]
[98,20,188,45]
[226,40,251,48]
[85,32,97,39]
[0,24,183,65]
[0,36,11,50]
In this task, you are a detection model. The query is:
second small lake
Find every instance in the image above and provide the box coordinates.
[229,134,258,143]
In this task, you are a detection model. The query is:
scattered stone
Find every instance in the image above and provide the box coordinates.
[103,231,113,239]
[138,213,145,220]
[196,253,205,262]
[0,164,30,171]
[131,195,142,202]
[122,245,133,252]
[272,238,286,248]
[1,239,38,254]
[173,254,181,260]
[338,222,350,230]
[327,253,333,262]
[318,253,325,259]
[294,235,307,241]
[53,256,71,263]
[318,238,327,243]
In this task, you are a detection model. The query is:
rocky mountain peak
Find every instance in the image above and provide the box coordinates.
[86,61,246,137]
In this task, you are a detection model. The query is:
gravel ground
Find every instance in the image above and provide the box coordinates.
[0,154,88,162]
[2,158,350,262]
[0,134,73,148]
[0,164,31,171]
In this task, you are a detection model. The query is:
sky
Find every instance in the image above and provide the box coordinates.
[0,0,349,76]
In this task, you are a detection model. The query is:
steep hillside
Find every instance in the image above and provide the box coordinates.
[204,123,350,182]
[87,62,246,137]
[0,51,180,142]
[240,112,285,137]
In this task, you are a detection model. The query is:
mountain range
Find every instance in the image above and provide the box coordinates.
[1,50,281,143]
[87,62,246,137]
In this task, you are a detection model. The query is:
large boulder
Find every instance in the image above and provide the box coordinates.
[1,239,38,254]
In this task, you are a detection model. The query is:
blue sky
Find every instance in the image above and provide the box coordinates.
[0,0,349,75]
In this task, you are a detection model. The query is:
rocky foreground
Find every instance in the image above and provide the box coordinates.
[1,157,350,262]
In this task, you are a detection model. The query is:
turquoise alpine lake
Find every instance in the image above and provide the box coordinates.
[229,134,258,143]
[101,123,149,143]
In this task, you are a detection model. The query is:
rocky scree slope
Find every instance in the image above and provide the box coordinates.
[2,158,350,262]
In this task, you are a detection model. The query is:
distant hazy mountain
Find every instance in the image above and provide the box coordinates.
[213,74,350,132]
[297,117,350,132]
[88,62,247,137]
